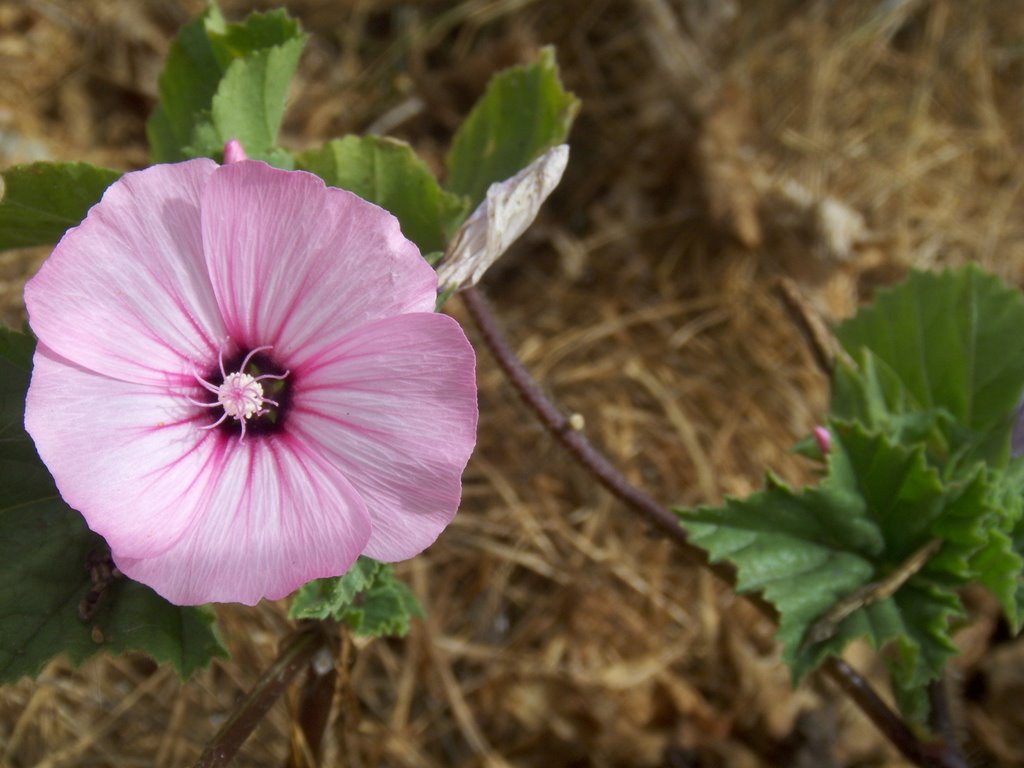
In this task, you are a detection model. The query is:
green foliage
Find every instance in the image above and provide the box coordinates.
[680,424,995,698]
[835,266,1024,465]
[678,265,1024,723]
[0,326,33,368]
[0,163,119,252]
[290,557,423,637]
[296,136,467,254]
[147,3,306,166]
[0,330,227,683]
[445,46,579,211]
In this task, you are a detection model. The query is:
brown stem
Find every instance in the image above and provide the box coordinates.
[194,626,326,768]
[461,285,963,768]
[927,675,968,768]
[286,643,339,768]
[773,276,855,376]
[460,288,732,579]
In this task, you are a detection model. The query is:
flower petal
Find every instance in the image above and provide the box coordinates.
[24,159,226,385]
[115,437,371,605]
[289,312,478,561]
[201,161,437,369]
[26,343,221,559]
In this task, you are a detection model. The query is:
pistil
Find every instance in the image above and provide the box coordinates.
[191,345,290,440]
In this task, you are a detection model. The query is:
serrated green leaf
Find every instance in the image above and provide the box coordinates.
[835,266,1024,464]
[348,577,422,637]
[147,5,228,162]
[289,557,384,621]
[148,4,306,164]
[1011,513,1024,625]
[985,458,1024,629]
[0,331,227,682]
[445,46,579,210]
[832,349,954,456]
[198,35,305,166]
[678,422,994,719]
[888,583,964,722]
[0,162,119,251]
[289,557,422,638]
[296,136,467,253]
[0,502,228,682]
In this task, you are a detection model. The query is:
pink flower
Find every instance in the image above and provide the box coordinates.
[24,157,478,606]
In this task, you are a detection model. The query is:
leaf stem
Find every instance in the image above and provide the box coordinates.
[460,285,964,768]
[194,625,326,768]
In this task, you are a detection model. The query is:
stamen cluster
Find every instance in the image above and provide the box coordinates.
[191,345,289,440]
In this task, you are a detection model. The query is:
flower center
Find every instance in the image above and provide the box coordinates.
[192,345,291,441]
[218,372,264,419]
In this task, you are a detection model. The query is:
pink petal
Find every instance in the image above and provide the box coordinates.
[115,437,371,605]
[26,343,220,559]
[25,160,226,385]
[200,161,437,369]
[289,312,478,561]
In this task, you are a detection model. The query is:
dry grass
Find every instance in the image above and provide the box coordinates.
[2,0,1024,765]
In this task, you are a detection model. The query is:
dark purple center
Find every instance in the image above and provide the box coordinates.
[198,349,292,438]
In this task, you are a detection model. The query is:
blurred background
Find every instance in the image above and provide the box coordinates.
[2,0,1024,765]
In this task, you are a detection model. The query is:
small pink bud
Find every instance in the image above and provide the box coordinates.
[813,425,832,454]
[223,139,248,164]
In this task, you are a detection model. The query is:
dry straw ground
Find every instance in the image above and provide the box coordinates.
[1,0,1024,766]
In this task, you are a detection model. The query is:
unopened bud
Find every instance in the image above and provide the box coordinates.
[813,425,831,454]
[223,139,249,164]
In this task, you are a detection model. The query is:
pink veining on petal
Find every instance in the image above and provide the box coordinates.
[115,437,371,605]
[289,312,478,561]
[24,159,225,386]
[200,161,436,367]
[26,344,217,559]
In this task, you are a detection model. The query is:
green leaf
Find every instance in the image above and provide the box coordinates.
[445,46,579,210]
[147,5,229,162]
[0,162,119,251]
[197,36,305,166]
[0,326,33,370]
[290,557,423,638]
[832,349,954,454]
[296,136,467,253]
[0,330,227,682]
[677,422,994,719]
[979,459,1024,629]
[835,266,1024,464]
[1011,510,1024,625]
[148,4,306,165]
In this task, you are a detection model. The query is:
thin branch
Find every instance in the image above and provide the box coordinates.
[773,276,855,376]
[460,287,734,581]
[461,285,963,768]
[194,626,326,768]
[927,675,968,768]
[286,641,339,768]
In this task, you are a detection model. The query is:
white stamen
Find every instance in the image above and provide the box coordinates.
[218,372,264,419]
[191,345,290,441]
